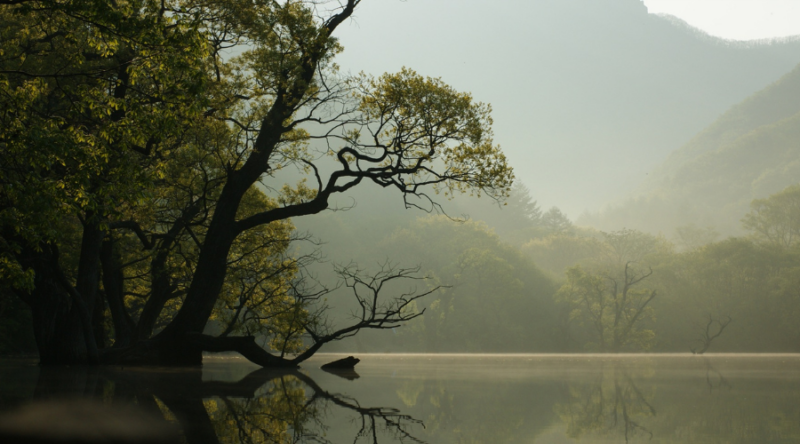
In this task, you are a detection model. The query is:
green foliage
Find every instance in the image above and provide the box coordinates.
[378,216,559,352]
[742,184,800,248]
[349,67,514,202]
[600,228,664,264]
[554,229,661,352]
[306,183,800,354]
[0,0,208,216]
[541,207,574,234]
[7,0,800,362]
[557,265,656,352]
[1,0,517,363]
[0,0,209,289]
[506,183,543,224]
[467,182,545,244]
[645,192,800,352]
[675,223,721,251]
[523,232,604,276]
[651,237,800,352]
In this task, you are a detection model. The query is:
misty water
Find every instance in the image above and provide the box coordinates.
[2,354,800,443]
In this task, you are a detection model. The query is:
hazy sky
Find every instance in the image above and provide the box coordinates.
[332,1,800,217]
[644,0,800,41]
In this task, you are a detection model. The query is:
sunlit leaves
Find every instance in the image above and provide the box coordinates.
[352,68,514,201]
[0,0,209,273]
[2,0,518,362]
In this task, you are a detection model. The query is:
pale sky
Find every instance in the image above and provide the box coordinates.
[643,0,800,40]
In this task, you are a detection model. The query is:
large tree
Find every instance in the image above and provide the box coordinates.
[0,0,513,366]
[555,229,661,352]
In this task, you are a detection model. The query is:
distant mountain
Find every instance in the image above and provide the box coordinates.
[335,0,800,214]
[582,63,800,236]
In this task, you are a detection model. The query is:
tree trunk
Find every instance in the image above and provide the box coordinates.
[134,289,169,341]
[18,244,88,365]
[101,238,135,347]
[134,204,199,341]
[104,1,358,367]
[92,289,106,349]
[153,185,242,364]
[135,251,173,341]
[75,221,104,322]
[33,282,87,365]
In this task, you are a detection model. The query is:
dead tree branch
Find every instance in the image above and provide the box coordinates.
[691,314,732,355]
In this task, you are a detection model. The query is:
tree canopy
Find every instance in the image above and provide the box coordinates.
[0,0,513,366]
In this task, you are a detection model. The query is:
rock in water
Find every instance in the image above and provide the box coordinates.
[321,356,360,369]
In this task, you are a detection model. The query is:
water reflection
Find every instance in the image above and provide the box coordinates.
[703,358,732,393]
[1,362,425,444]
[2,355,800,443]
[555,361,656,442]
[336,354,800,443]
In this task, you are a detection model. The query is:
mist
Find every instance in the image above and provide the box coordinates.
[5,1,800,443]
[332,0,800,216]
[279,0,800,355]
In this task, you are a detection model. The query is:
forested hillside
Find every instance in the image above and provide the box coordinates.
[584,62,800,236]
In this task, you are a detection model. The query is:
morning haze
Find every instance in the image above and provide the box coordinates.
[332,0,800,216]
[2,0,800,443]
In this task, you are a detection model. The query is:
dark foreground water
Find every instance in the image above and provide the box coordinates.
[1,353,799,443]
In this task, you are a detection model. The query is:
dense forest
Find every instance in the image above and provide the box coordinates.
[297,181,800,354]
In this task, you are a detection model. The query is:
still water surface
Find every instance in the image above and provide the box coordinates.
[1,353,799,443]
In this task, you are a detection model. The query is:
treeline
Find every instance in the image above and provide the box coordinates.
[324,183,800,353]
[3,180,799,355]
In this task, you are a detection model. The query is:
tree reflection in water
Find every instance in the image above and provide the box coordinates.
[9,356,800,443]
[555,361,656,443]
[703,358,732,393]
[27,364,424,444]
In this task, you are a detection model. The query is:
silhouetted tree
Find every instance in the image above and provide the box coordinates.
[690,315,733,355]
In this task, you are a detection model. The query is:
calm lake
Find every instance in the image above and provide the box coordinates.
[1,353,799,443]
